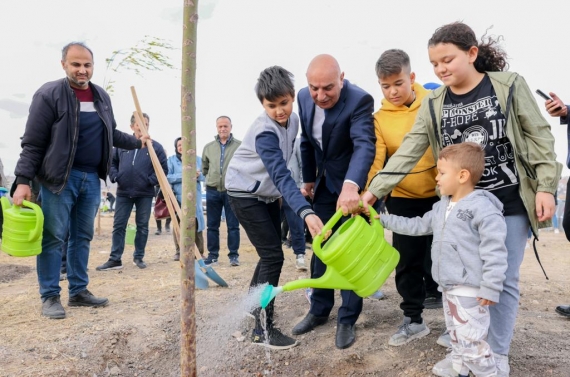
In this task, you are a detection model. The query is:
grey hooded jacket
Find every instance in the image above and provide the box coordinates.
[380,190,508,303]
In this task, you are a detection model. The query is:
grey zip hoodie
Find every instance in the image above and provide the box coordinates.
[380,190,508,303]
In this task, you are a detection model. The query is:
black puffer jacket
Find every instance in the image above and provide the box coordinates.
[14,78,141,194]
[109,141,168,198]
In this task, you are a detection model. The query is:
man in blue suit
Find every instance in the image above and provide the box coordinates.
[292,54,376,349]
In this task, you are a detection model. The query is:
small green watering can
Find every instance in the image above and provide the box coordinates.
[125,224,136,245]
[1,196,44,257]
[260,205,400,308]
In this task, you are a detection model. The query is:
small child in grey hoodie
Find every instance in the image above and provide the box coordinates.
[378,142,508,377]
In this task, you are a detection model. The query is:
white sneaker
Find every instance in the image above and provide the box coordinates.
[432,354,459,377]
[555,228,560,234]
[437,330,452,348]
[495,353,510,377]
[295,255,308,271]
[388,317,430,346]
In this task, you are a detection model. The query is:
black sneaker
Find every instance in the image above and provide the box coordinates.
[251,328,299,350]
[229,257,240,267]
[203,257,218,266]
[68,289,109,308]
[41,296,66,319]
[133,259,147,269]
[96,260,123,271]
[424,295,443,309]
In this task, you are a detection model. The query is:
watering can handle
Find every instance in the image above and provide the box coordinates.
[22,200,43,242]
[313,202,383,253]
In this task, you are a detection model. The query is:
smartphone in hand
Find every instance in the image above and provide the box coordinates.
[536,89,562,111]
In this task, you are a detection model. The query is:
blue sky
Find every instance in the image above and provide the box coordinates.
[1,0,569,177]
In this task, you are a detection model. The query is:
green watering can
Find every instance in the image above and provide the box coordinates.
[1,196,44,257]
[125,224,136,245]
[260,205,400,308]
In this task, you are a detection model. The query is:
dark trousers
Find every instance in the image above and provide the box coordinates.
[110,196,153,261]
[310,179,362,325]
[229,196,283,329]
[385,195,440,322]
[563,178,570,242]
[282,200,306,256]
[206,188,240,259]
[156,217,171,231]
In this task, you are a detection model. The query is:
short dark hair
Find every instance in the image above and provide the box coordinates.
[375,49,411,79]
[131,113,150,125]
[438,142,485,185]
[61,42,94,61]
[216,115,232,124]
[255,66,295,103]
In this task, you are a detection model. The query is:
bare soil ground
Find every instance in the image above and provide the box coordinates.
[1,212,570,377]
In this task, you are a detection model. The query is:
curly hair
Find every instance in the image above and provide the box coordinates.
[428,22,509,73]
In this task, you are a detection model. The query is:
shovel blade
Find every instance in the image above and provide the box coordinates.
[197,259,229,287]
[194,261,209,290]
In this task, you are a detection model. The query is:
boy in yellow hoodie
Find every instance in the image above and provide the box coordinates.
[367,49,440,346]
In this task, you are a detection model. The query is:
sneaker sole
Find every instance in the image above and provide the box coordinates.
[388,327,430,347]
[252,339,299,350]
[424,303,443,309]
[295,265,308,271]
[555,308,570,318]
[68,300,110,308]
[96,266,123,271]
[42,312,66,319]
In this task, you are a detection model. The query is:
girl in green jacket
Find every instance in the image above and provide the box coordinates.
[364,22,562,377]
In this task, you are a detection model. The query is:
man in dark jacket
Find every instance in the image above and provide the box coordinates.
[96,113,167,271]
[11,42,149,320]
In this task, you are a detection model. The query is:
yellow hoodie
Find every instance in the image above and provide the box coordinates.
[366,82,437,198]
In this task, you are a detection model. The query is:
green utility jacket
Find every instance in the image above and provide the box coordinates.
[202,134,241,192]
[368,71,562,234]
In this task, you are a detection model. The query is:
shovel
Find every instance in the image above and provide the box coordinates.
[193,244,228,287]
[130,88,228,288]
[194,261,209,290]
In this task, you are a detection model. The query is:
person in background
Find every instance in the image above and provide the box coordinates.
[106,191,115,212]
[167,137,205,261]
[366,49,441,347]
[154,185,171,235]
[96,113,167,271]
[11,42,149,319]
[202,116,242,266]
[541,91,570,319]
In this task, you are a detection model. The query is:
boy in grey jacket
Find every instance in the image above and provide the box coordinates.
[225,66,324,350]
[378,143,507,377]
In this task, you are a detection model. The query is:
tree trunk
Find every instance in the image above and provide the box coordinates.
[180,1,198,376]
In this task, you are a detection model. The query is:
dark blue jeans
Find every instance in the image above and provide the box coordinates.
[282,200,306,255]
[38,170,100,299]
[110,196,153,261]
[206,188,239,259]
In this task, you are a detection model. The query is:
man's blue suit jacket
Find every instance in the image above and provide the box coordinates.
[298,80,376,196]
